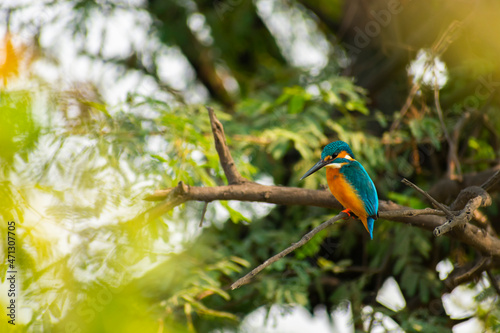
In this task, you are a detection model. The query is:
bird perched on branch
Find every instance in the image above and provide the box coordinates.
[301,141,379,239]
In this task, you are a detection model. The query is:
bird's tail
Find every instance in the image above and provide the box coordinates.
[361,217,375,239]
[367,217,374,239]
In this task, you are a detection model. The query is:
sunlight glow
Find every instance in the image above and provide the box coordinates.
[255,0,330,72]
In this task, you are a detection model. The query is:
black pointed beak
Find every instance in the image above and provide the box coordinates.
[300,159,329,180]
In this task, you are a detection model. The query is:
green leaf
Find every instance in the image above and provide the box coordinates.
[289,94,306,114]
[220,201,250,223]
[150,154,168,162]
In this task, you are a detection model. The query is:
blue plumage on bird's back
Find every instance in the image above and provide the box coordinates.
[340,160,378,219]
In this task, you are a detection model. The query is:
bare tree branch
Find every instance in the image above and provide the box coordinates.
[434,195,490,237]
[380,208,446,218]
[141,182,458,231]
[230,212,348,289]
[207,106,249,185]
[145,166,500,202]
[444,256,491,290]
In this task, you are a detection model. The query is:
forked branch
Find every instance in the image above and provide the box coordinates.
[402,179,493,237]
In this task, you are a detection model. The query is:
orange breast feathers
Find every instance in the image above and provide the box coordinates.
[326,167,368,221]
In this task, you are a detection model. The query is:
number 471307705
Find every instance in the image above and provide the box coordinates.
[7,221,15,268]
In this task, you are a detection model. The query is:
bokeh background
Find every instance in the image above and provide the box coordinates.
[1,0,500,332]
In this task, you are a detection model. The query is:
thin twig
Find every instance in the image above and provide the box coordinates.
[434,69,462,180]
[431,20,463,57]
[481,170,500,192]
[199,202,209,227]
[401,179,454,217]
[230,212,347,289]
[389,83,420,132]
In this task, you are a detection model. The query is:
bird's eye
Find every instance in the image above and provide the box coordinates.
[331,153,338,159]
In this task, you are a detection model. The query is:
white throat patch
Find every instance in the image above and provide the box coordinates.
[344,154,353,160]
[325,163,343,169]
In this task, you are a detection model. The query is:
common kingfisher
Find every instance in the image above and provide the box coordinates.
[301,141,379,239]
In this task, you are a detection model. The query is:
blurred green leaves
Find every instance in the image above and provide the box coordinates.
[0,90,40,166]
[408,117,441,148]
[0,85,256,331]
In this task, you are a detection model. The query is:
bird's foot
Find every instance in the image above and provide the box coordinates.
[341,208,357,220]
